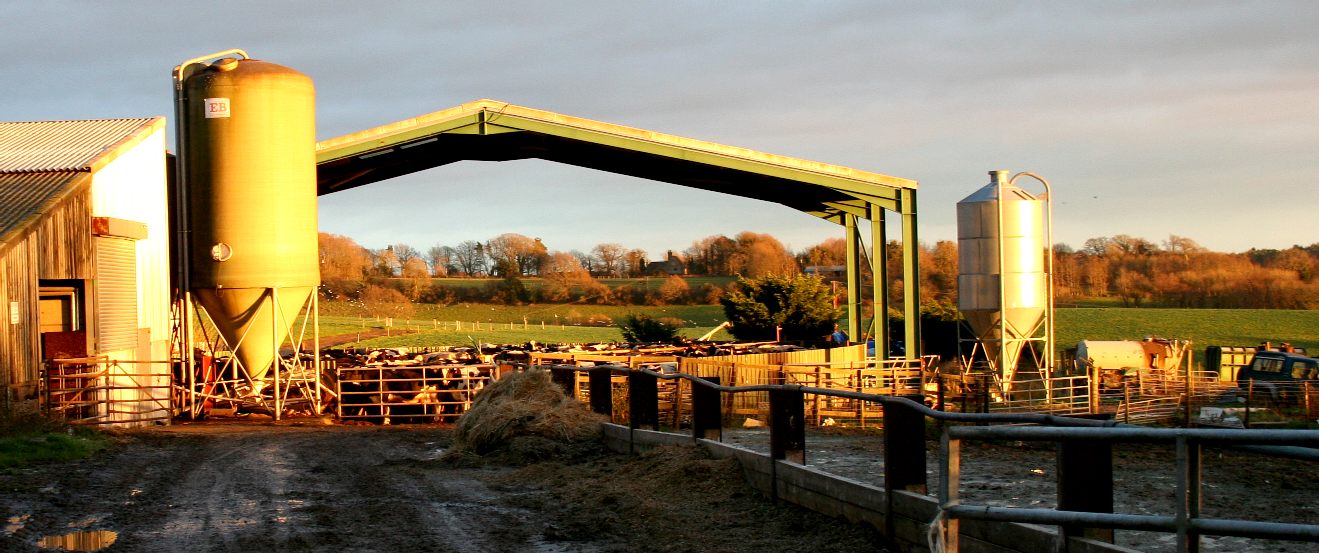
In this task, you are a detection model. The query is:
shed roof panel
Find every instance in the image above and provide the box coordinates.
[0,171,84,240]
[0,118,158,173]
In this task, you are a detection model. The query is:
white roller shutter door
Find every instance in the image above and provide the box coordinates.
[95,236,138,352]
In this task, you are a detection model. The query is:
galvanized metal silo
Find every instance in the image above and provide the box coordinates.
[176,53,319,403]
[957,170,1053,392]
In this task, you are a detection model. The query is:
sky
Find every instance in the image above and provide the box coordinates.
[2,1,1316,258]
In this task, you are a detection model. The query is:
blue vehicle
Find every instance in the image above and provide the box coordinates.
[1237,350,1318,403]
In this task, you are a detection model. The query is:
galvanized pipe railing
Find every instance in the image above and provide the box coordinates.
[533,363,1319,552]
[940,425,1319,552]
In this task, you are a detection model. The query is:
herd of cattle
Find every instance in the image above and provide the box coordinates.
[319,341,803,424]
[325,348,498,424]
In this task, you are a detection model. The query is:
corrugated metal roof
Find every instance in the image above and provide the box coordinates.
[0,117,161,248]
[0,171,85,239]
[0,118,157,173]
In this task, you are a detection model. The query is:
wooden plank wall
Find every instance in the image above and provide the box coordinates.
[2,191,93,410]
[36,192,94,280]
[0,234,41,406]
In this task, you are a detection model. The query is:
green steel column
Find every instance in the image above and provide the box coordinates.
[901,189,921,360]
[872,207,889,359]
[844,215,863,340]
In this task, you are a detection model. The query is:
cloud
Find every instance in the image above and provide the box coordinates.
[3,1,1317,253]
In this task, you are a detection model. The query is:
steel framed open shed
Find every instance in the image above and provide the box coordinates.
[315,99,920,357]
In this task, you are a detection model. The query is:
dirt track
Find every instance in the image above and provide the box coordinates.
[2,422,1315,553]
[0,422,887,552]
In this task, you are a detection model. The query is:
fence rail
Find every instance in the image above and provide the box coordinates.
[43,357,173,426]
[529,362,1319,553]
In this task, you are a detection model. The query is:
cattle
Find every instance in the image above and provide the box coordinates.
[332,349,494,424]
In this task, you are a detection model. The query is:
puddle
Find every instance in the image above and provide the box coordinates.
[5,514,30,535]
[35,529,118,552]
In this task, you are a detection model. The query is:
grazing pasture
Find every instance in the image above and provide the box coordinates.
[317,300,1319,358]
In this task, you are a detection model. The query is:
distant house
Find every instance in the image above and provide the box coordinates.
[0,118,172,424]
[804,265,846,281]
[644,251,686,276]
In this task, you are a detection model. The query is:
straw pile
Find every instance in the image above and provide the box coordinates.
[447,369,605,463]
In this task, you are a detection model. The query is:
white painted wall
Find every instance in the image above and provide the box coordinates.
[88,124,172,425]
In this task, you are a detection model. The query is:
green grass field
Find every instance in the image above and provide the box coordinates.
[322,303,727,327]
[324,318,730,348]
[317,301,1319,353]
[1054,308,1319,351]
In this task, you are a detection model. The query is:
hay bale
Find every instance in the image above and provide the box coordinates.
[449,369,604,459]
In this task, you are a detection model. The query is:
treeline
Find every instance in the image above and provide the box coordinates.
[318,231,811,307]
[322,231,805,280]
[321,230,1319,311]
[910,235,1319,310]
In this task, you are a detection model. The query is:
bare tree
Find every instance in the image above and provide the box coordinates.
[391,243,421,264]
[592,243,627,277]
[571,250,596,275]
[453,240,486,276]
[426,245,454,277]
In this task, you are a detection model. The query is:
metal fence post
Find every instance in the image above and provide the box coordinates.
[691,376,722,441]
[1244,380,1253,428]
[588,366,613,417]
[885,397,928,541]
[769,387,806,464]
[939,432,961,551]
[628,369,658,431]
[1058,438,1115,544]
[1176,436,1203,553]
[884,397,928,494]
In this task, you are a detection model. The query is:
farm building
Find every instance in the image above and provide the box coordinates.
[0,117,172,425]
[643,251,686,276]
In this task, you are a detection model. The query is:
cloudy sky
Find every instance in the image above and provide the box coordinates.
[3,1,1316,257]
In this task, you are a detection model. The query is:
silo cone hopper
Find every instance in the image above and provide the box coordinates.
[960,304,1046,389]
[194,286,314,392]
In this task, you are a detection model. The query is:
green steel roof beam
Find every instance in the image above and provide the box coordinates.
[315,100,916,204]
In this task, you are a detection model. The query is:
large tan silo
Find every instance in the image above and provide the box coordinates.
[181,57,318,389]
[957,170,1048,388]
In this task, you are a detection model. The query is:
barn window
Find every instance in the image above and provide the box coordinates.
[95,236,139,352]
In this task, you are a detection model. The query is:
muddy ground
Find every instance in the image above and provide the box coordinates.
[1,422,1315,553]
[0,422,886,553]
